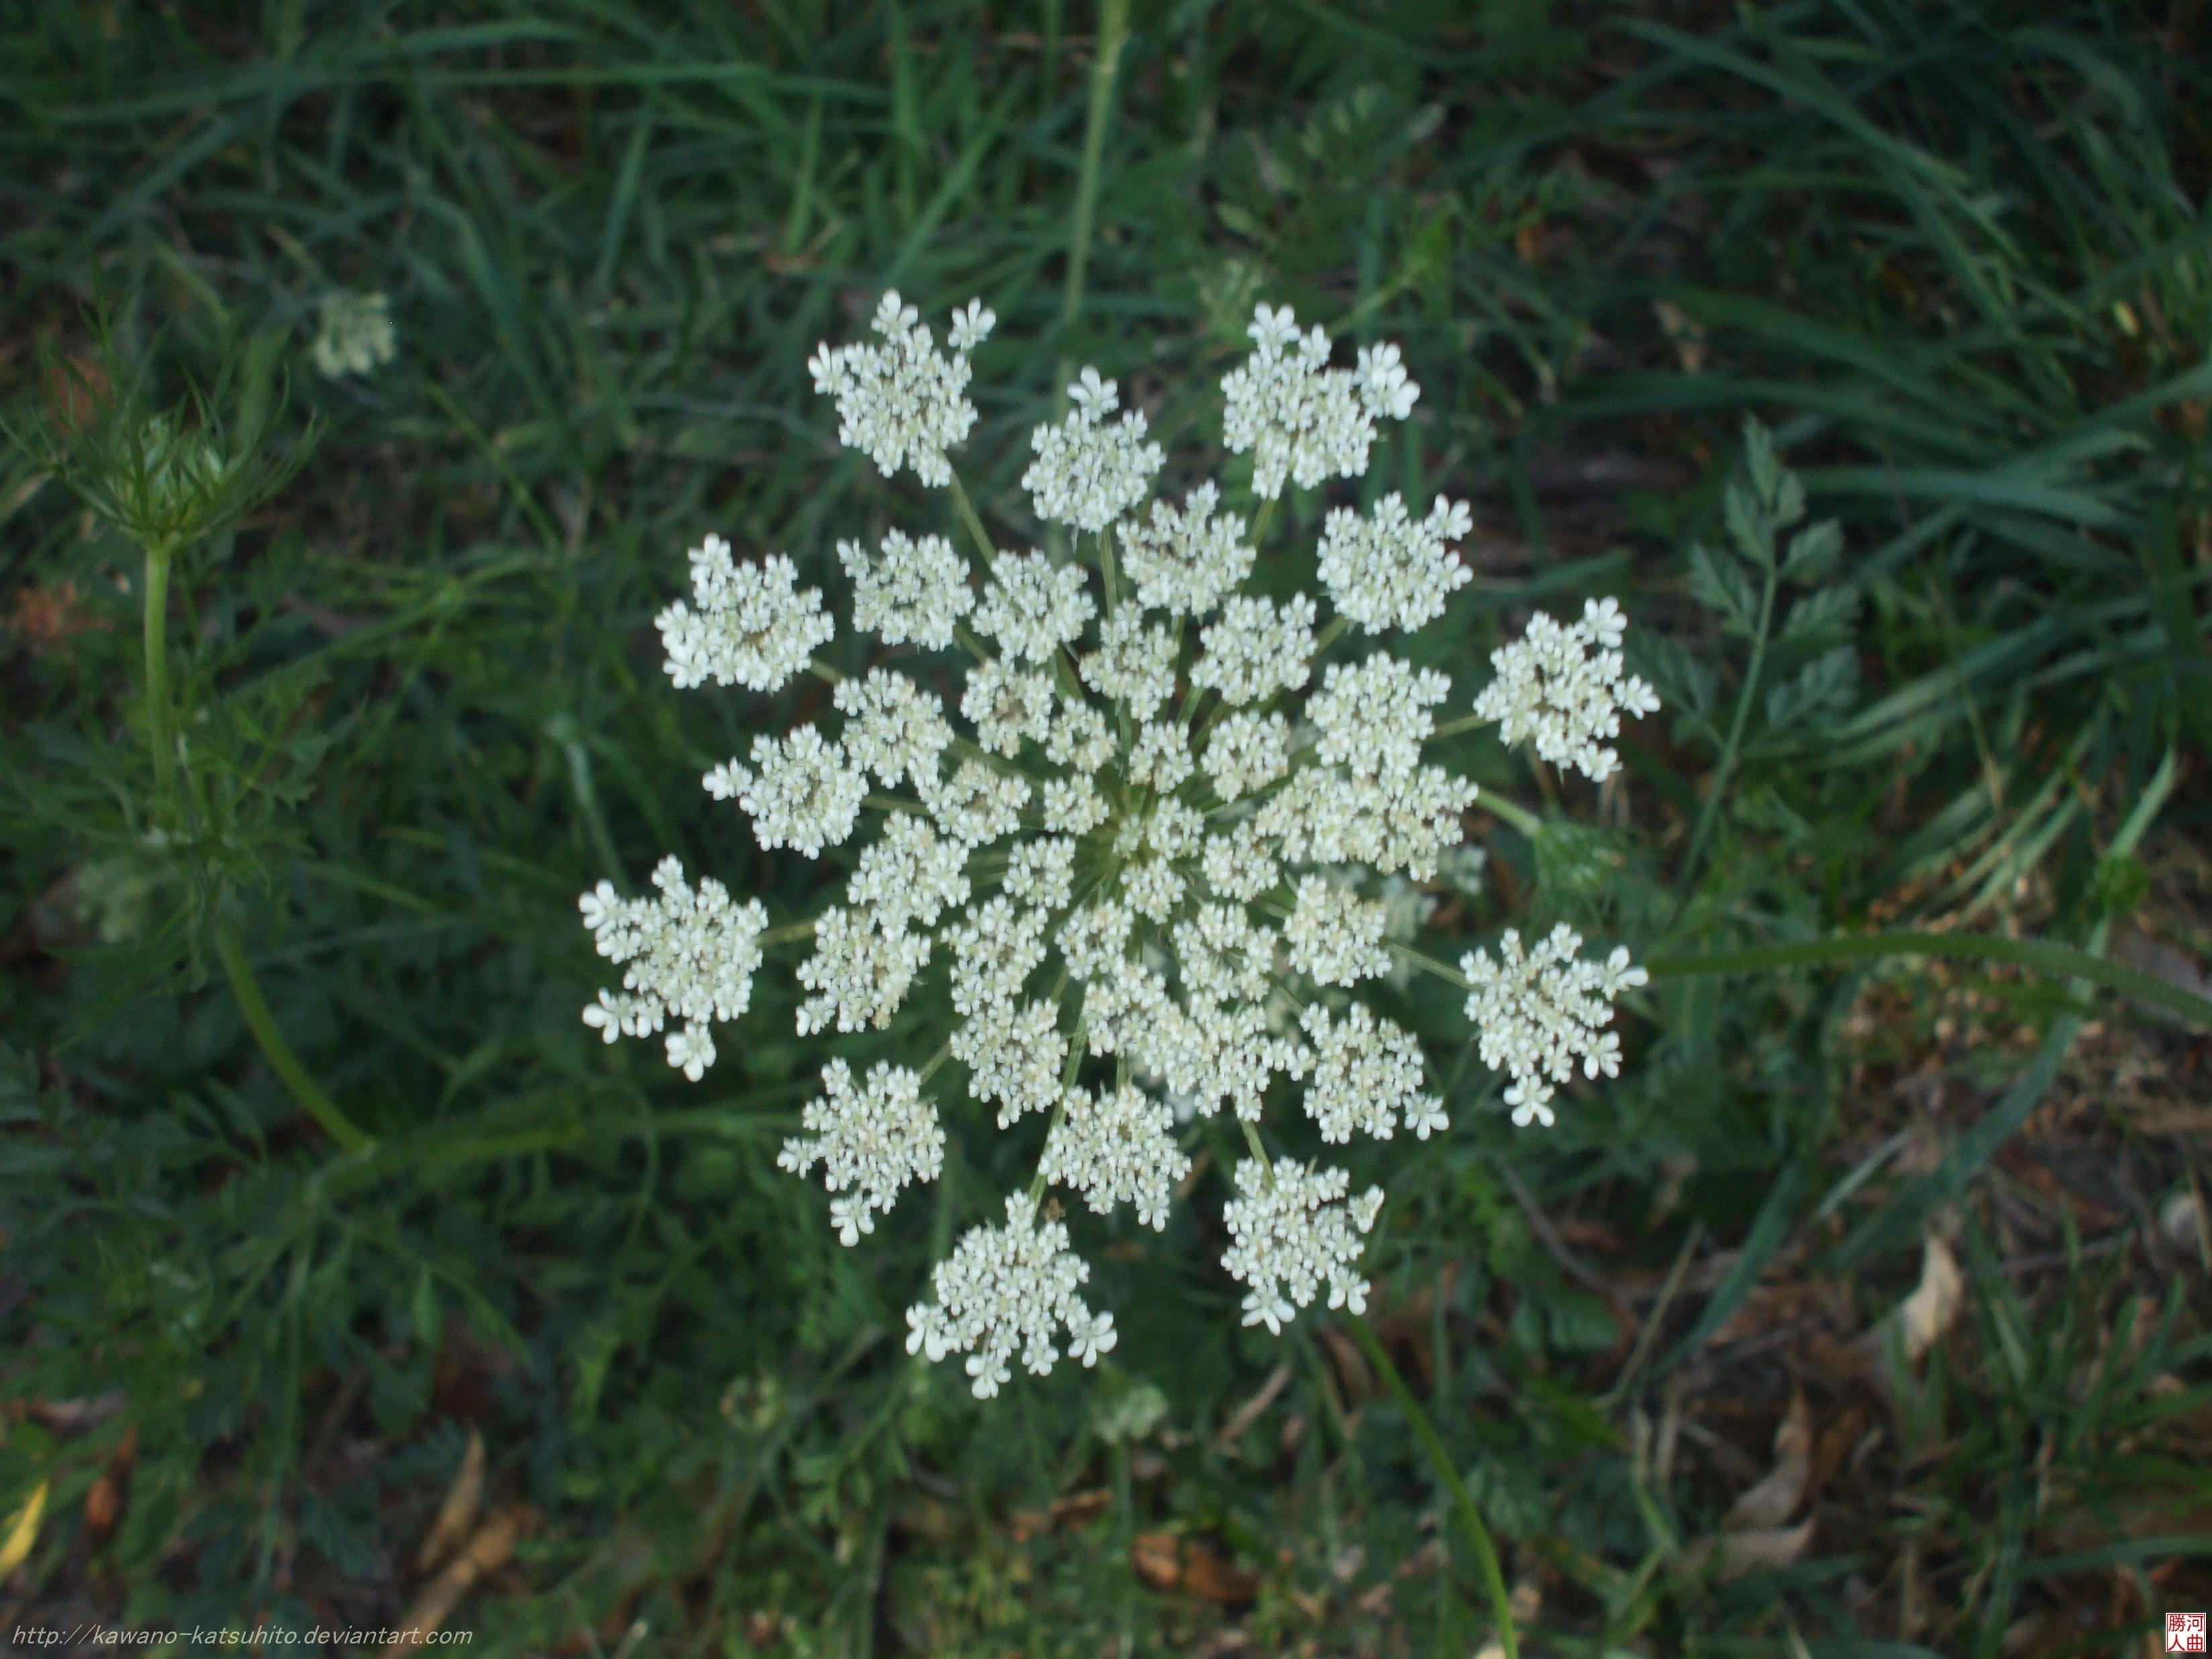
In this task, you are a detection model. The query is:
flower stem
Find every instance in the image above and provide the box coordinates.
[954,622,995,670]
[947,472,997,567]
[1238,1117,1270,1178]
[1346,1313,1518,1659]
[1670,560,1778,921]
[1097,523,1119,615]
[1250,497,1276,551]
[1386,938,1472,991]
[213,918,373,1153]
[557,724,630,893]
[1647,929,2212,1029]
[141,546,177,817]
[1060,0,1132,331]
[1479,792,1544,840]
[1026,1015,1090,1205]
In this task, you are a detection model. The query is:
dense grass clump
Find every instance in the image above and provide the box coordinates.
[3,3,2208,1654]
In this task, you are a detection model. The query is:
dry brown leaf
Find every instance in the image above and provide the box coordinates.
[415,1429,486,1572]
[1682,1517,1815,1580]
[83,1474,118,1533]
[385,1507,520,1656]
[1211,1364,1291,1452]
[1131,1530,1258,1605]
[0,1478,46,1576]
[1315,1324,1374,1404]
[1895,1235,1964,1364]
[1005,1487,1110,1542]
[1652,300,1709,372]
[1726,1389,1811,1531]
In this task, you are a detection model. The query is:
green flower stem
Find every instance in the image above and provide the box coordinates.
[1060,0,1132,331]
[1387,938,1472,991]
[1647,929,2212,1029]
[556,725,629,893]
[1670,559,1778,919]
[213,919,373,1154]
[1479,792,1543,840]
[807,658,848,685]
[1311,615,1348,656]
[141,547,179,815]
[1346,1313,1518,1659]
[1026,1013,1091,1205]
[1427,711,1488,742]
[954,621,995,670]
[947,472,997,568]
[1097,523,1120,614]
[760,918,821,947]
[141,536,369,1152]
[917,1041,954,1085]
[1250,497,1276,551]
[1238,1117,1272,1184]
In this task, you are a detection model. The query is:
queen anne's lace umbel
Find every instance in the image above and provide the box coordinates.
[1472,597,1662,783]
[580,297,1659,1398]
[579,858,768,1080]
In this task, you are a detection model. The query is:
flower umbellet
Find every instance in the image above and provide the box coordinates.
[579,293,1661,1396]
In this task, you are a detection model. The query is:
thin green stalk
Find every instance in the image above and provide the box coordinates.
[947,472,997,566]
[1647,929,2212,1029]
[1026,1014,1091,1205]
[558,728,629,891]
[1250,497,1276,550]
[1060,0,1132,330]
[142,547,177,814]
[918,1041,954,1085]
[1097,523,1119,613]
[1346,1314,1518,1659]
[214,919,373,1154]
[1480,792,1544,840]
[1386,938,1472,991]
[954,622,995,668]
[1671,561,1778,917]
[1238,1118,1270,1168]
[136,493,358,1158]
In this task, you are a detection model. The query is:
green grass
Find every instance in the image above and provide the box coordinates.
[3,1,2209,1654]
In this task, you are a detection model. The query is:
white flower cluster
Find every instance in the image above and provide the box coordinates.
[1221,305,1421,499]
[1460,923,1650,1126]
[808,291,991,487]
[1023,368,1165,532]
[658,538,835,692]
[1317,493,1473,633]
[310,290,396,379]
[1300,1001,1446,1143]
[579,858,768,1080]
[839,530,972,650]
[1040,1085,1191,1229]
[1221,1158,1385,1334]
[904,1194,1116,1398]
[584,297,1660,1399]
[778,1059,944,1245]
[1472,597,1662,783]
